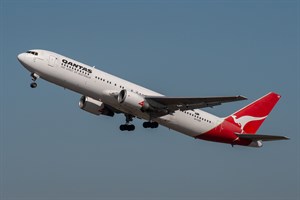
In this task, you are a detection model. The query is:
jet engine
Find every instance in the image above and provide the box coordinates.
[117,89,151,112]
[79,96,114,117]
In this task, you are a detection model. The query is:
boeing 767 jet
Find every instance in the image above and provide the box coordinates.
[17,49,289,147]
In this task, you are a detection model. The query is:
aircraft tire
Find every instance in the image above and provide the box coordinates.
[30,82,37,88]
[151,122,159,128]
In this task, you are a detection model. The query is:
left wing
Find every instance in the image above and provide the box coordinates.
[145,95,247,114]
[236,133,290,141]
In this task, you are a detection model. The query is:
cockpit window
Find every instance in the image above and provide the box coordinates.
[26,51,38,56]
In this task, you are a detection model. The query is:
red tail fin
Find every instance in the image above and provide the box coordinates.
[225,92,281,134]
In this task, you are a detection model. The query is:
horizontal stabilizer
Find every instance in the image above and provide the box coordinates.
[235,133,289,142]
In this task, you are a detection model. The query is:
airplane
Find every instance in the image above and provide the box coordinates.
[17,49,289,148]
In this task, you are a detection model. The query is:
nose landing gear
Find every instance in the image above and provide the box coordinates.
[30,73,39,88]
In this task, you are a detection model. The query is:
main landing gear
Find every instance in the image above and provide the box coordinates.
[30,73,39,88]
[119,114,135,131]
[119,114,159,131]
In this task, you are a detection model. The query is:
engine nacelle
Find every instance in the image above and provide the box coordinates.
[79,96,114,117]
[117,89,150,111]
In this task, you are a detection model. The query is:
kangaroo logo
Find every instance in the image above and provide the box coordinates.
[231,115,267,132]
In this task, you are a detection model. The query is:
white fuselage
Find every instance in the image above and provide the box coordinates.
[18,49,221,138]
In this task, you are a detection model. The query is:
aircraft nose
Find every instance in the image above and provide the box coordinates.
[17,53,25,62]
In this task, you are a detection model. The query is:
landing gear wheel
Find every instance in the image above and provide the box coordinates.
[120,124,125,131]
[120,124,135,131]
[127,124,135,131]
[143,122,151,128]
[130,124,135,131]
[151,122,159,128]
[30,82,37,88]
[143,121,159,129]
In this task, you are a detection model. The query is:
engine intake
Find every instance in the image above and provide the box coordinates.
[79,96,114,117]
[117,89,151,112]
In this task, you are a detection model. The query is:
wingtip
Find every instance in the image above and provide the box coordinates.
[238,95,247,100]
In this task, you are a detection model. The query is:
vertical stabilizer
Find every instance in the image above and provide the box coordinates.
[225,92,281,134]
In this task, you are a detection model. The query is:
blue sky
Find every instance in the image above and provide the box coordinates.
[1,1,299,200]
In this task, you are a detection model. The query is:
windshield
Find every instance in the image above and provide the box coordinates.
[26,51,38,56]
